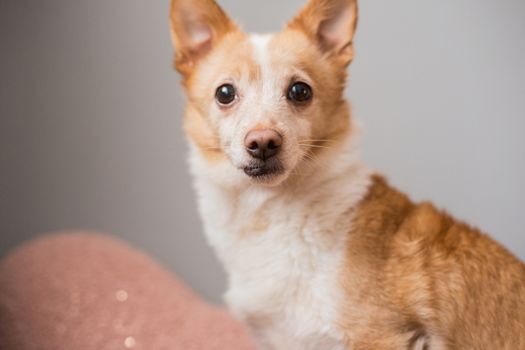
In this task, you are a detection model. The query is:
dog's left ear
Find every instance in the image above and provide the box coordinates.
[288,0,358,67]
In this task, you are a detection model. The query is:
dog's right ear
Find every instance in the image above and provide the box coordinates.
[169,0,237,76]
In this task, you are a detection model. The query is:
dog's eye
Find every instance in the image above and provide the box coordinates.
[287,82,312,103]
[215,84,236,106]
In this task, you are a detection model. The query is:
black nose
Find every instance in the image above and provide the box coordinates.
[244,129,282,160]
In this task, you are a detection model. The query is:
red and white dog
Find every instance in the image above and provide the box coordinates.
[169,0,525,349]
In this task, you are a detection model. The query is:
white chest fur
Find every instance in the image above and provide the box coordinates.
[189,145,371,350]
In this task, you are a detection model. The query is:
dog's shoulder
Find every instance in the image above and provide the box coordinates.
[340,174,525,348]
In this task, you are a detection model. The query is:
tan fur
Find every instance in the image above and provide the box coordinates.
[169,0,525,349]
[339,176,525,349]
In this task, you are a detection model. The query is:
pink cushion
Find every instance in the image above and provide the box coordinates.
[0,232,255,350]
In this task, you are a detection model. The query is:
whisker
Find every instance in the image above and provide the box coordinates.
[298,139,337,144]
[298,144,333,150]
[300,150,321,165]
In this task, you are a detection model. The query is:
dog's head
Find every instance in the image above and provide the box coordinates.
[170,0,358,187]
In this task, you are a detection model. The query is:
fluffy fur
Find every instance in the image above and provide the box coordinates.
[169,0,525,349]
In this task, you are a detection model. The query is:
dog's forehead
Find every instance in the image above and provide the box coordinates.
[217,30,316,79]
[248,30,318,76]
[249,33,273,70]
[190,29,323,98]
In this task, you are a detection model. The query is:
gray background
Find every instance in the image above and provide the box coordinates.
[1,0,524,304]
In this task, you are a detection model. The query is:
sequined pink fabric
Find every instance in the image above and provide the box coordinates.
[0,232,255,350]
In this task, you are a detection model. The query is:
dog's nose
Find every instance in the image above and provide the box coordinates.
[244,129,282,160]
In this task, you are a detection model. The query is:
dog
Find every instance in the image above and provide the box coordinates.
[169,0,525,348]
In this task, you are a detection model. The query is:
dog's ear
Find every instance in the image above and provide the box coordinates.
[288,0,358,67]
[169,0,237,75]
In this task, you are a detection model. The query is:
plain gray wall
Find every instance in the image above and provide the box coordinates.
[1,0,524,304]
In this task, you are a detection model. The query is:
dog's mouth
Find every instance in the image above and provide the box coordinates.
[243,159,285,179]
